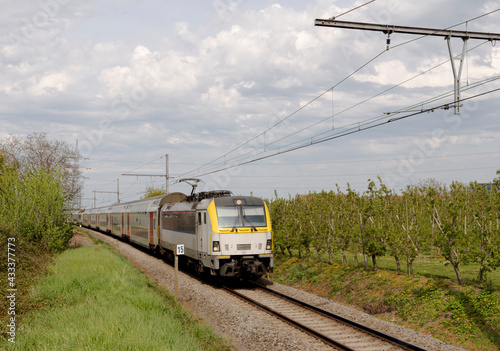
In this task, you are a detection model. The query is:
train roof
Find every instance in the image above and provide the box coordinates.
[162,194,265,212]
[81,192,187,213]
[78,191,265,214]
[214,196,264,207]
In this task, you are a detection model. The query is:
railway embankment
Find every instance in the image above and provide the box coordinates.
[69,229,470,351]
[3,228,494,350]
[270,254,500,351]
[0,231,230,351]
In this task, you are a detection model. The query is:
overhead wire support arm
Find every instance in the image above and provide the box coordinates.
[121,153,170,194]
[314,19,500,115]
[314,19,500,40]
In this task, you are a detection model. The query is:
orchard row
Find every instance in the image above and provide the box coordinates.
[266,177,500,285]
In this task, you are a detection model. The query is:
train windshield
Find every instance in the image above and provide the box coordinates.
[217,205,267,229]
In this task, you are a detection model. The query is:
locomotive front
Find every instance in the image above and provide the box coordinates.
[208,196,273,278]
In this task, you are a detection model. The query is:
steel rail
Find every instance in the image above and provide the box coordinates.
[252,283,429,351]
[222,286,355,351]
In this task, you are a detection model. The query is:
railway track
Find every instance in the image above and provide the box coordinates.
[222,282,428,351]
[84,228,459,350]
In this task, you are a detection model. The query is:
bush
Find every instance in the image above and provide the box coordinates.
[0,165,73,252]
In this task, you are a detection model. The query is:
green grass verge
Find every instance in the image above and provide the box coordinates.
[2,242,231,351]
[329,252,500,290]
[271,254,500,351]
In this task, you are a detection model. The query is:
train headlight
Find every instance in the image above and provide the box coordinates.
[213,241,220,252]
[266,239,272,250]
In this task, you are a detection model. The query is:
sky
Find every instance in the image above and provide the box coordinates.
[1,0,499,208]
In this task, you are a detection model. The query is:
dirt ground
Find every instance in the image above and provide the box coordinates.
[68,229,95,248]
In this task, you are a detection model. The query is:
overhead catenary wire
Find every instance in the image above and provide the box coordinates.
[181,78,500,182]
[181,55,499,179]
[183,86,500,180]
[257,80,500,158]
[178,48,390,179]
[177,11,499,181]
[123,154,165,175]
[89,8,500,206]
[215,166,498,179]
[389,8,500,50]
[223,151,500,166]
[331,0,377,20]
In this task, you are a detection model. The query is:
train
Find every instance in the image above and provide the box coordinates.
[71,189,273,279]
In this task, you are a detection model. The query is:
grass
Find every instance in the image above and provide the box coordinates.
[311,251,500,290]
[0,241,54,341]
[1,241,231,351]
[271,253,500,351]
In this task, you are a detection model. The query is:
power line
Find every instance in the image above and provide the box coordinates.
[219,151,500,167]
[223,37,497,168]
[123,154,165,174]
[178,10,499,181]
[177,48,389,179]
[183,86,500,180]
[331,0,377,20]
[316,10,500,114]
[391,8,500,50]
[183,73,500,179]
[217,166,498,179]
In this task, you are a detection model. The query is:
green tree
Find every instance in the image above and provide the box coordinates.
[324,188,351,265]
[431,182,470,285]
[362,178,389,271]
[267,192,295,257]
[343,184,366,267]
[468,181,500,283]
[399,186,423,275]
[382,189,406,274]
[143,186,166,198]
[0,133,83,204]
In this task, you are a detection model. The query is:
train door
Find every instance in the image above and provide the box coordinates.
[197,211,208,257]
[156,209,161,246]
[149,212,154,247]
[127,213,130,238]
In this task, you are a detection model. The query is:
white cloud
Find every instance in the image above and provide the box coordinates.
[27,72,73,95]
[1,0,499,204]
[201,78,241,108]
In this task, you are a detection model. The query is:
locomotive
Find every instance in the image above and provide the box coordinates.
[72,188,273,279]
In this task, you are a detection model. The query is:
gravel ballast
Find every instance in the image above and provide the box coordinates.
[80,229,468,351]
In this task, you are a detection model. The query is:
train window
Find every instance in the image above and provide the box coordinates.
[242,206,266,227]
[198,212,201,224]
[217,207,242,228]
[216,205,266,229]
[204,212,206,224]
[162,211,196,233]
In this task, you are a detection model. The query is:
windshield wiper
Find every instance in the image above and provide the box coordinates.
[230,216,239,232]
[243,215,257,232]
